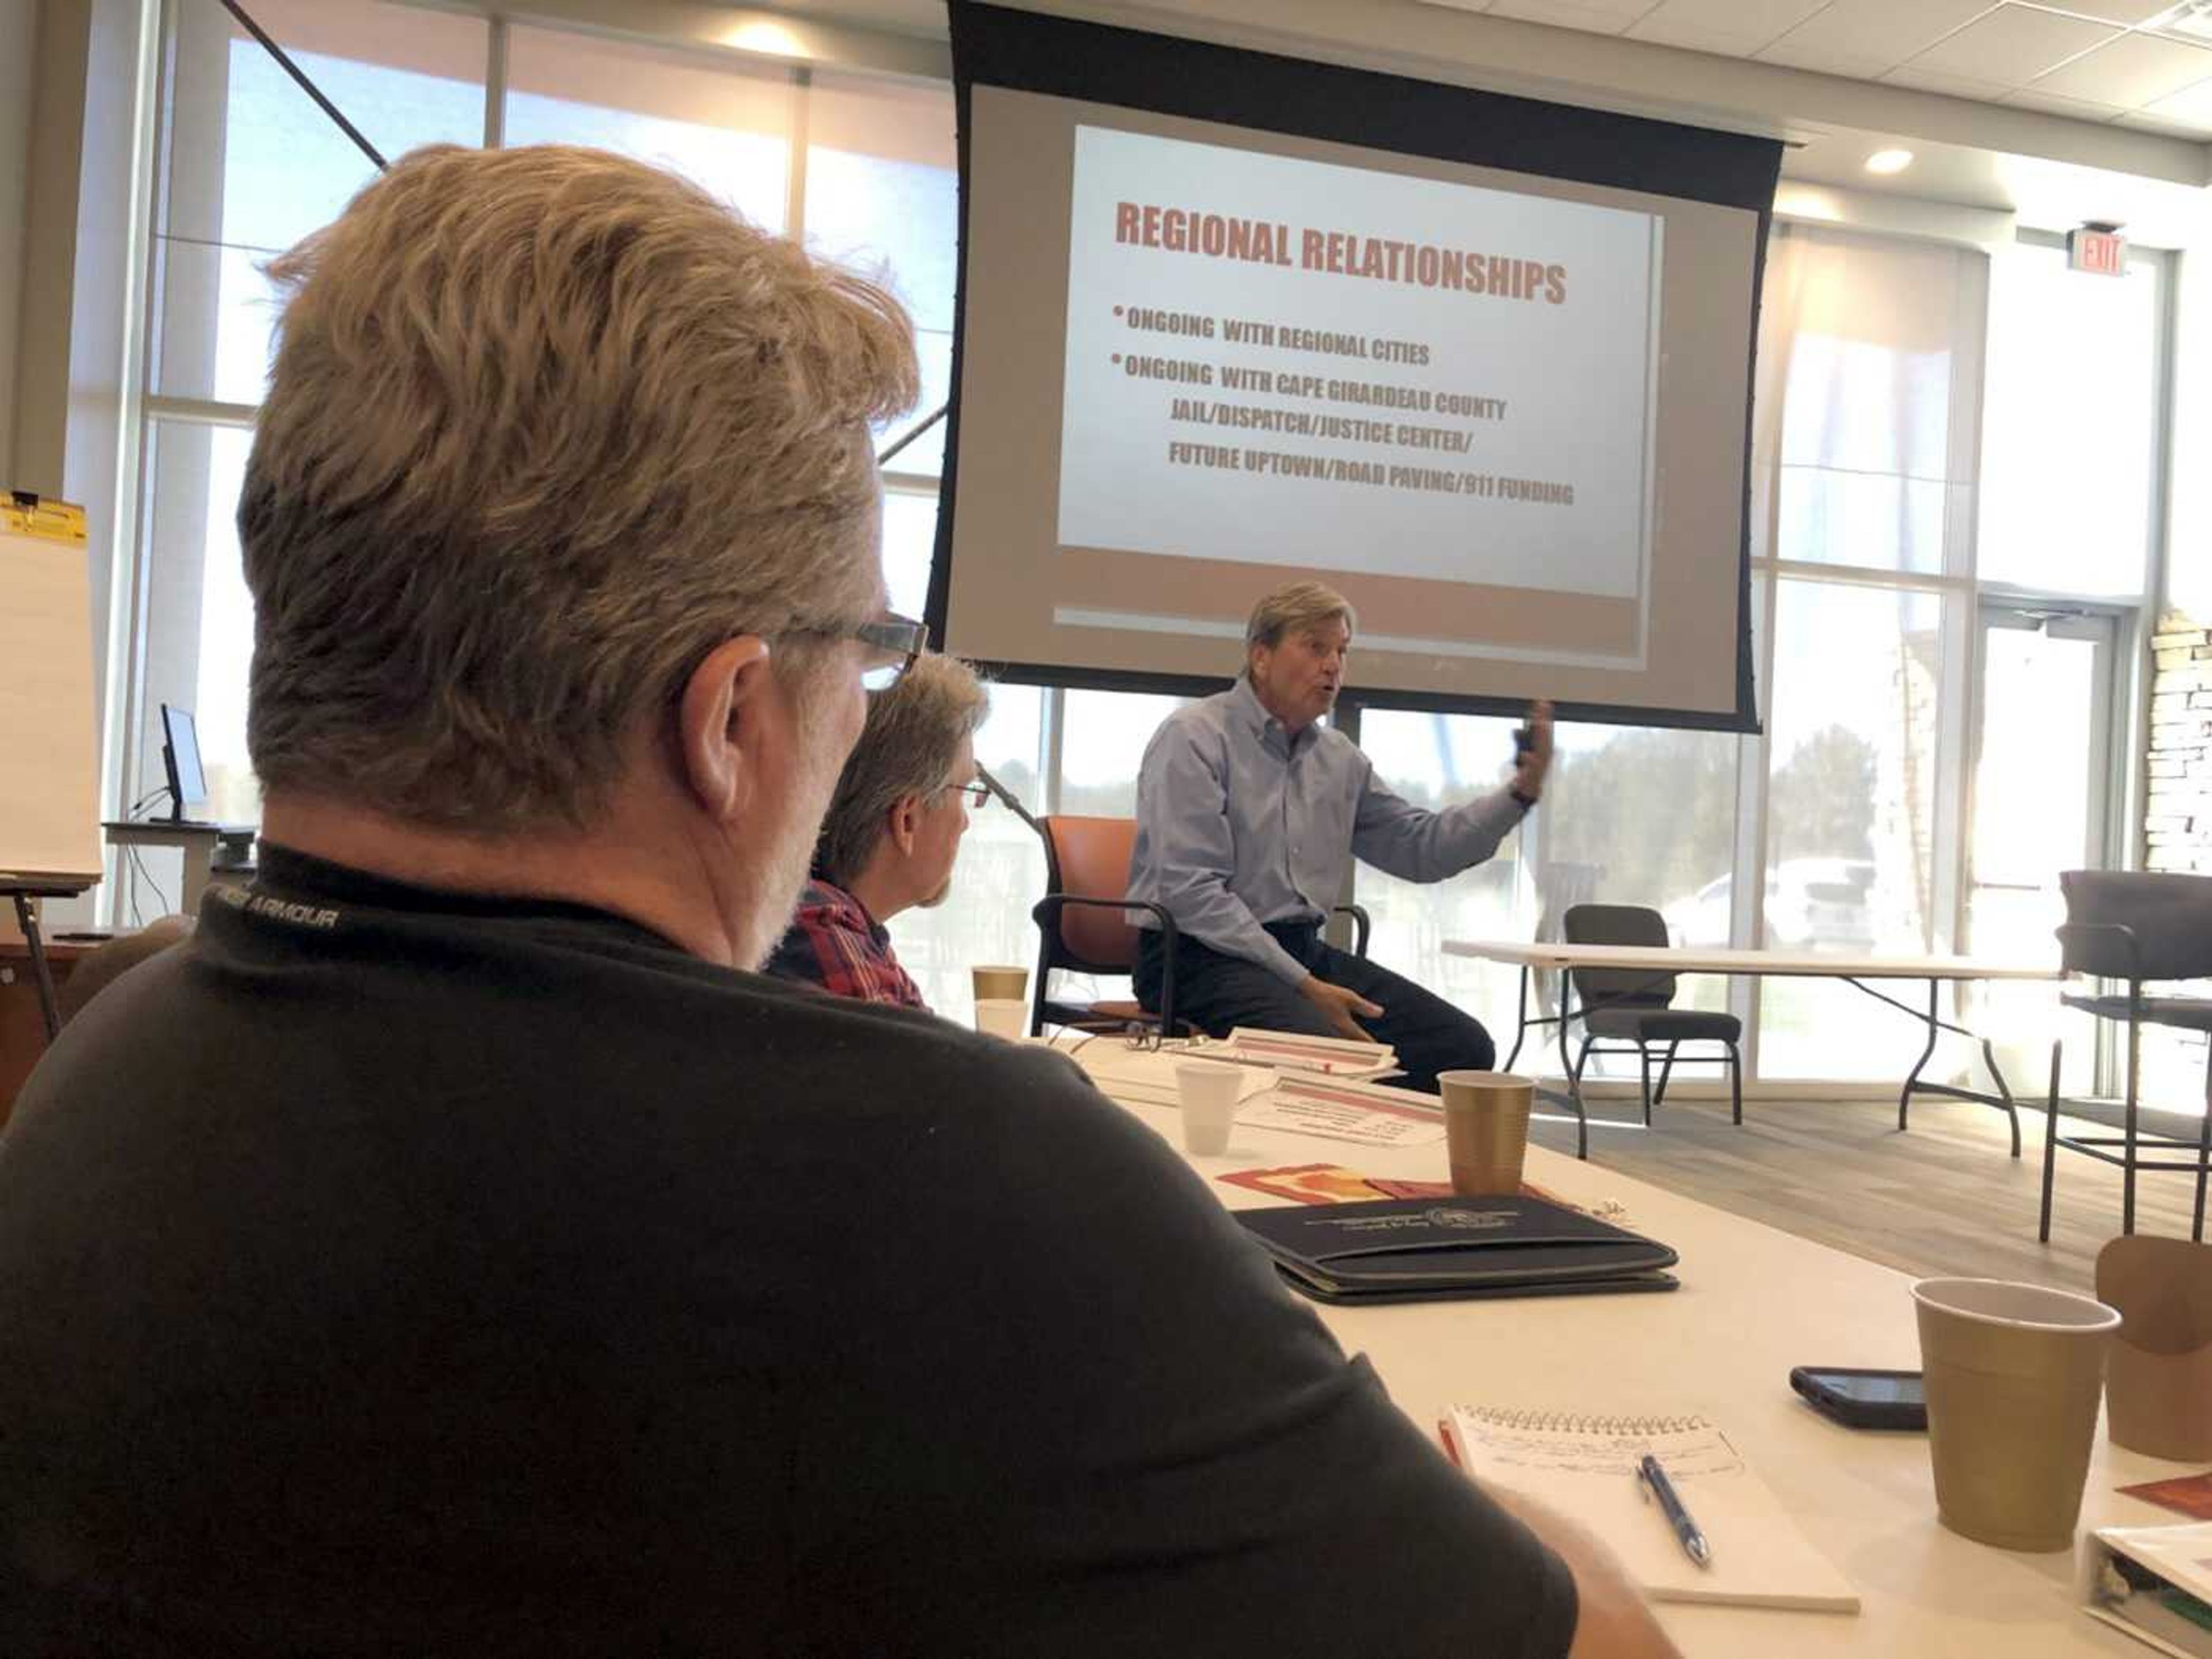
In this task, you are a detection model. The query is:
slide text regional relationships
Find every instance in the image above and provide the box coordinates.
[1114,202,1569,304]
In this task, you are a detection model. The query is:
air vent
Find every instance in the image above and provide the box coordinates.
[2153,0,2212,43]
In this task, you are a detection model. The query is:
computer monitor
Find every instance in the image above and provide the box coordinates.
[160,703,207,824]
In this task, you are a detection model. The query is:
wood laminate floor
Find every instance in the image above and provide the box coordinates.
[1528,1090,2209,1293]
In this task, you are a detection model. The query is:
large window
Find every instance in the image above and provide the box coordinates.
[805,71,959,478]
[1759,582,1952,1080]
[1980,241,2162,599]
[1353,709,1531,1049]
[136,3,955,906]
[1759,228,1981,580]
[128,7,2171,1098]
[503,28,793,228]
[142,0,490,863]
[1749,229,1971,1083]
[1353,709,1741,1076]
[155,1,487,408]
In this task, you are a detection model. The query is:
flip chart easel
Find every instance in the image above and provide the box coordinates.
[1,494,102,1040]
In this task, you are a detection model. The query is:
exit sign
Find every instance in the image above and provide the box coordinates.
[2069,227,2128,276]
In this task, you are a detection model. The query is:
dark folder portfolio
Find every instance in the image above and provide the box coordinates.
[1237,1196,1679,1303]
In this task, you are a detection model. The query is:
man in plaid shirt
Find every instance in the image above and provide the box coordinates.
[768,653,988,1009]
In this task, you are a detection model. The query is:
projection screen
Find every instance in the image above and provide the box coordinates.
[933,2,1781,729]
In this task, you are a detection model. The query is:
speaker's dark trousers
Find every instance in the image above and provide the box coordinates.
[1135,920,1494,1095]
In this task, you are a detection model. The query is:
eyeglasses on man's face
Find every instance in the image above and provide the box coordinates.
[942,780,991,808]
[791,612,926,690]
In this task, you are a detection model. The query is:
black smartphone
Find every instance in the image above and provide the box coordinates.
[1789,1366,1927,1431]
[1513,725,1536,759]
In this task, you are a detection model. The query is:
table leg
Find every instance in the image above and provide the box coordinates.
[1556,978,1588,1161]
[178,846,214,917]
[2038,1043,2060,1243]
[1978,1036,2022,1158]
[1503,965,1529,1072]
[1897,977,1940,1133]
[1843,973,2021,1152]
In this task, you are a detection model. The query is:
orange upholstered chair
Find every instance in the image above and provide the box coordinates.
[1027,816,1370,1040]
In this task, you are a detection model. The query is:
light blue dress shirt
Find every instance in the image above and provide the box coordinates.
[1126,677,1530,984]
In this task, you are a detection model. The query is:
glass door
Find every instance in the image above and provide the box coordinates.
[1965,604,2120,1093]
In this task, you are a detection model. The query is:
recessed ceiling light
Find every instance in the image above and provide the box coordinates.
[1865,149,1915,175]
[721,19,806,57]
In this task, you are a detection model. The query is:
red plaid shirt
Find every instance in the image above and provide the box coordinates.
[765,878,927,1010]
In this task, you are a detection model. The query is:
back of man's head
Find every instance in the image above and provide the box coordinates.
[239,143,919,834]
[815,653,988,889]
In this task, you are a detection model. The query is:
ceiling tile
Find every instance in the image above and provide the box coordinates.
[1625,16,1785,55]
[2029,31,2212,106]
[1483,0,1648,30]
[1762,0,1999,73]
[1627,0,1827,49]
[1880,62,2016,100]
[2138,74,2212,124]
[2000,86,2127,120]
[1752,38,1900,77]
[2051,0,2180,20]
[1900,6,2121,86]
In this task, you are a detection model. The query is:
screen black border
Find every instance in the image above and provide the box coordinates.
[928,0,1777,734]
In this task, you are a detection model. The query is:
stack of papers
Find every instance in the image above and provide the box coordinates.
[1219,1027,1399,1080]
[1237,1073,1448,1147]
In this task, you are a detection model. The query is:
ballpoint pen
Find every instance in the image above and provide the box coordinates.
[1638,1453,1713,1569]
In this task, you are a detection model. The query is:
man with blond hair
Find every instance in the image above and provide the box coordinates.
[768,651,990,1007]
[0,148,1667,1658]
[1129,581,1554,1091]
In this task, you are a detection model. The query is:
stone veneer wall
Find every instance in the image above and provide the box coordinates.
[2148,613,2212,876]
[2142,613,2209,1101]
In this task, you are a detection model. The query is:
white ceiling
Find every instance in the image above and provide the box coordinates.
[667,0,2212,237]
[1418,0,2212,136]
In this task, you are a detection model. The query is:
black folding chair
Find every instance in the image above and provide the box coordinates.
[2040,870,2212,1243]
[1563,903,1744,1130]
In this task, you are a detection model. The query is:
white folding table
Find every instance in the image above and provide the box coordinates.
[1445,941,2059,1159]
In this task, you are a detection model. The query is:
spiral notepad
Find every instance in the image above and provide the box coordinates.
[1444,1405,1859,1613]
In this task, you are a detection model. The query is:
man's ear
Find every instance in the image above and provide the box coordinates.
[887,791,924,858]
[677,635,776,823]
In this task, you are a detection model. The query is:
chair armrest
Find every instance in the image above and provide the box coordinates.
[1031,893,1177,941]
[1331,903,1372,959]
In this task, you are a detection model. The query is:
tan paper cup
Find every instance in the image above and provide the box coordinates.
[974,998,1028,1040]
[1438,1071,1535,1196]
[1175,1060,1243,1157]
[972,965,1029,1003]
[2099,1236,2212,1461]
[1912,1278,2121,1552]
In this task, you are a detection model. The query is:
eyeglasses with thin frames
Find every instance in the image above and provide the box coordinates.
[1059,1022,1205,1055]
[788,612,927,690]
[943,781,992,808]
[853,613,928,691]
